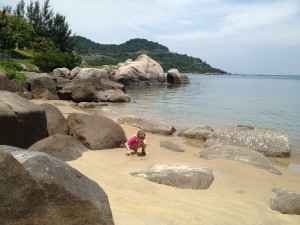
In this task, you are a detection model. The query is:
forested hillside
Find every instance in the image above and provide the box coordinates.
[72,36,226,74]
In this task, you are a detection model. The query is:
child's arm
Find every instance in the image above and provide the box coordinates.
[125,141,131,155]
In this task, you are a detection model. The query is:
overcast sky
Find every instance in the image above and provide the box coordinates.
[2,0,300,75]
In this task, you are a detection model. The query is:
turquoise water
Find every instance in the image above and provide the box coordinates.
[104,74,300,154]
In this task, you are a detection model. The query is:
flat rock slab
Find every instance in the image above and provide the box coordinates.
[270,188,300,215]
[117,115,176,135]
[205,125,291,157]
[197,145,281,175]
[131,164,214,189]
[160,141,185,152]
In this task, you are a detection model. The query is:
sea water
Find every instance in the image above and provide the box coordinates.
[100,74,300,156]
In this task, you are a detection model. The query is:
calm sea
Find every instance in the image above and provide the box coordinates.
[99,74,300,155]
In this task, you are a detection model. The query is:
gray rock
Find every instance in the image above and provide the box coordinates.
[167,69,190,84]
[70,67,82,79]
[0,147,114,225]
[75,68,109,79]
[53,67,71,78]
[77,102,109,109]
[160,141,185,152]
[40,103,68,136]
[25,74,59,100]
[270,188,300,214]
[97,89,131,102]
[28,134,88,161]
[0,91,48,148]
[0,72,29,98]
[115,54,165,85]
[196,145,281,175]
[67,113,127,150]
[131,164,214,189]
[117,114,176,135]
[205,125,291,157]
[178,126,214,141]
[58,78,125,102]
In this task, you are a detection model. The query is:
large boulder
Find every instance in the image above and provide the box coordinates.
[40,103,68,136]
[75,68,109,80]
[0,91,48,148]
[270,188,300,215]
[196,145,281,175]
[28,134,88,161]
[67,113,127,150]
[24,73,59,100]
[178,126,214,141]
[205,125,291,157]
[131,164,214,189]
[167,69,190,84]
[0,72,29,98]
[0,147,114,225]
[115,54,165,85]
[117,114,176,135]
[53,67,71,79]
[58,78,127,103]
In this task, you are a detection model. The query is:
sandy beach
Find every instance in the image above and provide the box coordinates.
[32,99,300,225]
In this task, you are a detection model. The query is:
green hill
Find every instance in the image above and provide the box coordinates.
[72,36,226,74]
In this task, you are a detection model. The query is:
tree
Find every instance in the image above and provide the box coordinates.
[26,0,42,35]
[49,13,73,52]
[14,0,25,19]
[23,0,73,52]
[0,12,34,50]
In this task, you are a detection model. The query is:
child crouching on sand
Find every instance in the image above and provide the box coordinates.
[125,130,147,156]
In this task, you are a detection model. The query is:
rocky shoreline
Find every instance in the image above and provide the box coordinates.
[1,55,300,224]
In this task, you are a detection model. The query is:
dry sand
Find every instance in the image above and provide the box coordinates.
[32,100,300,225]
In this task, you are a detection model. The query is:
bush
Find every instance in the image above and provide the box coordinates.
[33,50,81,72]
[0,60,26,81]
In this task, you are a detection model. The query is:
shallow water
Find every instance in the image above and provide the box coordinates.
[92,75,300,171]
[105,75,300,151]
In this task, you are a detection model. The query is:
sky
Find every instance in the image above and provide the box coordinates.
[2,0,300,75]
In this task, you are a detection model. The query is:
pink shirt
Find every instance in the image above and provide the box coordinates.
[127,135,138,146]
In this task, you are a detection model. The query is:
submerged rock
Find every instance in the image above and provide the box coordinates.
[167,69,190,84]
[196,145,281,175]
[160,141,185,152]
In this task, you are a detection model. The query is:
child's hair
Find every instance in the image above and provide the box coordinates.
[137,130,146,139]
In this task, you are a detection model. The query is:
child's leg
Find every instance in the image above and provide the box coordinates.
[141,142,147,155]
